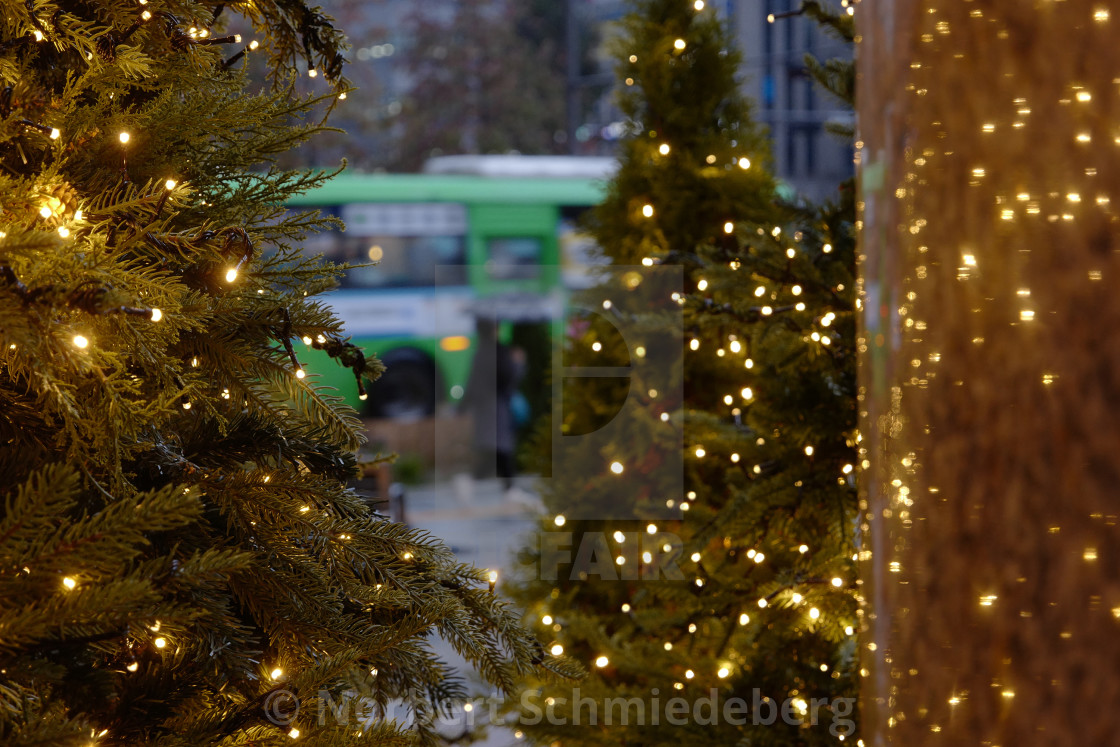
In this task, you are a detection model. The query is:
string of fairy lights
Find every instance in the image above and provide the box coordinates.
[526,0,860,720]
[853,0,1120,740]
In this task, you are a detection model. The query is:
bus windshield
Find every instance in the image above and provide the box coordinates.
[332,234,467,289]
[297,202,470,288]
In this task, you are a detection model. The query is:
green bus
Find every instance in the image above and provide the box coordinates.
[287,156,614,419]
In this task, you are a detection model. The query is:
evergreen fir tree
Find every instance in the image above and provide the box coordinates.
[0,2,564,744]
[507,1,859,744]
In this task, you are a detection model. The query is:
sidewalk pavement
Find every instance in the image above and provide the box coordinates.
[401,474,544,746]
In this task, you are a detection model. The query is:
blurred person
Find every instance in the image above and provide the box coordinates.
[462,318,526,493]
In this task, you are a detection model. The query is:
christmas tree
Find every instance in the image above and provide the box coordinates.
[0,2,559,744]
[507,1,859,744]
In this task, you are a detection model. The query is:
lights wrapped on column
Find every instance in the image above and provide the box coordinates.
[859,1,1120,744]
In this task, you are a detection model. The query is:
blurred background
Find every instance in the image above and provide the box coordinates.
[281,0,852,199]
[260,0,853,493]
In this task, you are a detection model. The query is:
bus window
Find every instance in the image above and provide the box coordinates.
[486,237,542,280]
[336,234,467,288]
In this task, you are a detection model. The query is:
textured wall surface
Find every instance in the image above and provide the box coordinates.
[857,1,1120,744]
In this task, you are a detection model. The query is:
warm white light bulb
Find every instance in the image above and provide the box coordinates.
[72,335,89,349]
[150,308,162,322]
[225,268,238,283]
[119,132,130,144]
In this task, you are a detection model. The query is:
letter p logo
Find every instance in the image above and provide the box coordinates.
[547,266,684,520]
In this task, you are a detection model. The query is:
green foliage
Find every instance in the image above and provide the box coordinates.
[505,1,859,744]
[0,1,547,744]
